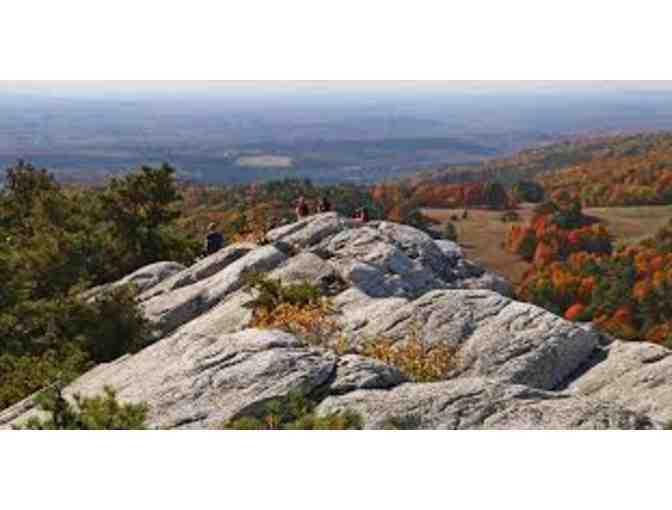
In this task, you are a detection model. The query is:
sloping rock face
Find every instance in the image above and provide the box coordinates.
[316,378,653,430]
[141,245,288,338]
[2,329,337,429]
[1,213,667,429]
[139,243,258,302]
[81,261,186,302]
[0,329,652,430]
[335,289,599,391]
[569,341,672,424]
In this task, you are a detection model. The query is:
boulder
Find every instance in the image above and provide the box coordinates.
[458,271,514,296]
[139,243,257,301]
[266,212,355,250]
[328,354,408,395]
[316,377,655,429]
[336,289,599,391]
[434,239,463,261]
[321,224,446,298]
[172,289,256,338]
[167,253,347,339]
[458,298,600,390]
[569,340,672,425]
[81,261,186,302]
[269,252,345,295]
[333,288,409,335]
[141,245,287,337]
[269,215,512,298]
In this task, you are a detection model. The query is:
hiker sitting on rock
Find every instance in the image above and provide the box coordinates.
[295,196,310,220]
[317,196,332,213]
[203,222,224,257]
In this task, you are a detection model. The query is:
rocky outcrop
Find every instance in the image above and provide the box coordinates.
[141,245,288,337]
[0,328,654,430]
[139,243,257,301]
[435,239,513,296]
[81,261,186,302]
[569,341,672,424]
[316,377,654,430]
[265,212,355,249]
[335,289,599,391]
[1,329,337,429]
[2,213,669,429]
[329,355,408,395]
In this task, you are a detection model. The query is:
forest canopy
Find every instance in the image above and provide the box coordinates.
[0,162,198,410]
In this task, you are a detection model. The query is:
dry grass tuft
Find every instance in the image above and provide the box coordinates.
[244,272,339,344]
[244,272,458,382]
[251,302,339,344]
[361,336,457,383]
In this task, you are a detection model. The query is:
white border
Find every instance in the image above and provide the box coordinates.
[2,2,672,509]
[2,431,670,510]
[2,1,672,78]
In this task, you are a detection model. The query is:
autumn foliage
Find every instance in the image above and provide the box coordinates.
[505,192,612,266]
[361,336,457,383]
[244,273,458,381]
[538,135,672,207]
[508,194,672,346]
[409,181,515,210]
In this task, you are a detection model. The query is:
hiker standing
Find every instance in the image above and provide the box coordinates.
[295,196,309,220]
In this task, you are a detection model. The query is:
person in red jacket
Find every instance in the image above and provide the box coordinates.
[352,207,369,222]
[295,196,309,220]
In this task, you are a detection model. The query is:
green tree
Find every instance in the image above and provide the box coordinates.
[100,164,198,275]
[16,386,148,430]
[442,221,458,242]
[224,392,362,430]
[0,160,61,234]
[0,162,196,412]
[512,180,545,203]
[483,181,509,210]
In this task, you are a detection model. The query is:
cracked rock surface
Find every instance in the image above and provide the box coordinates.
[316,377,654,430]
[2,213,669,429]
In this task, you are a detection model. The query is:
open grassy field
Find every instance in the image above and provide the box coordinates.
[423,204,672,285]
[235,155,294,168]
[584,205,672,245]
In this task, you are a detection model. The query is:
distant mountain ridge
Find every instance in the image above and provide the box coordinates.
[410,131,672,187]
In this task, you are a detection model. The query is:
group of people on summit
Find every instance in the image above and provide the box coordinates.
[295,195,368,222]
[202,195,370,258]
[294,195,328,218]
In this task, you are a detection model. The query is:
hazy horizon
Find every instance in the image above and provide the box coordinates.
[4,80,672,101]
[4,80,672,186]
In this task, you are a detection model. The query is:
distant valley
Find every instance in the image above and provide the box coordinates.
[4,86,672,185]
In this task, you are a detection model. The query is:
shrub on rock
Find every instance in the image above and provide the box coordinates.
[16,386,148,430]
[223,392,362,430]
